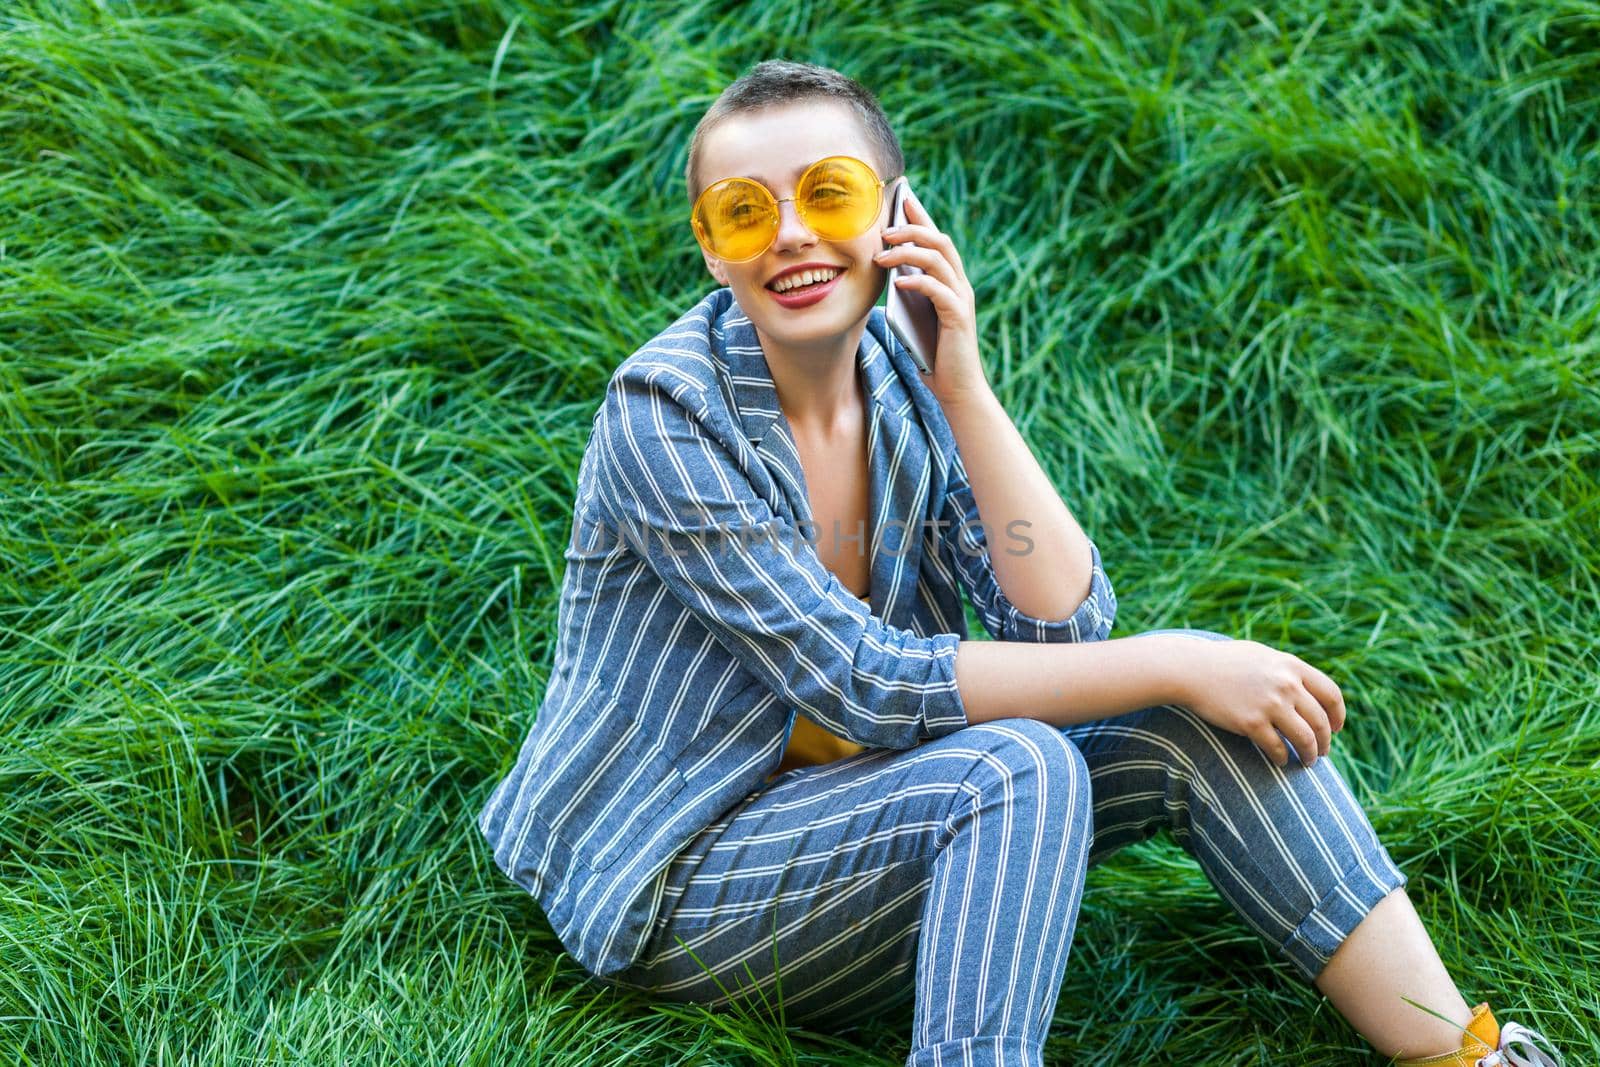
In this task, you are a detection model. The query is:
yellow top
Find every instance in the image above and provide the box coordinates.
[768,593,871,779]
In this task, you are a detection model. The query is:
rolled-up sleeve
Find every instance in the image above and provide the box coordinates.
[936,443,1117,643]
[591,369,969,749]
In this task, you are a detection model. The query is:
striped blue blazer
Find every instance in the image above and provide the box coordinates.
[477,287,1117,979]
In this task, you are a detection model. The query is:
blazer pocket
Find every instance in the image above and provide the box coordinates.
[529,693,689,874]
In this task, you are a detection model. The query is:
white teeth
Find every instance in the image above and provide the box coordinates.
[771,267,841,293]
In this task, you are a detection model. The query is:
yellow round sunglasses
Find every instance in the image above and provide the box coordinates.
[691,155,902,263]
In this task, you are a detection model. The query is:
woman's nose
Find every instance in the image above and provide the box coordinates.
[770,197,817,250]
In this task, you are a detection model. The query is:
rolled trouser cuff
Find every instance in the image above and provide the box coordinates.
[1282,849,1408,982]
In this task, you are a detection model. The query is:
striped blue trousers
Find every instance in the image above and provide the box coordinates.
[601,630,1407,1066]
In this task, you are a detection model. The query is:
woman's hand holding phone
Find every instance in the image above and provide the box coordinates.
[1169,638,1347,769]
[873,183,991,408]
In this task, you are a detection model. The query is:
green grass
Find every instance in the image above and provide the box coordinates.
[2,0,1597,1063]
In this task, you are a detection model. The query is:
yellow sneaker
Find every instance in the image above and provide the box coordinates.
[1395,1002,1563,1066]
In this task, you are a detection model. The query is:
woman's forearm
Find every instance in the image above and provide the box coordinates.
[941,386,1094,624]
[953,634,1198,728]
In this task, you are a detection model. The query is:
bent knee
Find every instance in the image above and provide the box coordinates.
[1149,703,1299,782]
[963,719,1091,812]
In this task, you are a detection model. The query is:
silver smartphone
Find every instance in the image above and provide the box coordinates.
[883,179,938,375]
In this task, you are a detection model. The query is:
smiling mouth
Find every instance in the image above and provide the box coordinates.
[766,267,845,293]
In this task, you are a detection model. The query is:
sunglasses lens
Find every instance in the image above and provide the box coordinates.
[694,179,778,262]
[798,157,881,240]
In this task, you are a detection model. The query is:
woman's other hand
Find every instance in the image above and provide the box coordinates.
[1173,638,1347,769]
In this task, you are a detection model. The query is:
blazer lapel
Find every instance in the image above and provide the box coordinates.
[717,302,814,529]
[712,292,932,626]
[861,330,930,626]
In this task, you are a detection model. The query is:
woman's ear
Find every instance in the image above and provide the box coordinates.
[701,248,730,287]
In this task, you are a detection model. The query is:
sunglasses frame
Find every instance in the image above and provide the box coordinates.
[691,154,904,263]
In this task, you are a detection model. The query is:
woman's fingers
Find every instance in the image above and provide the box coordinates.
[1300,662,1346,732]
[876,231,966,293]
[888,270,967,332]
[886,207,946,241]
[1251,718,1291,767]
[1293,683,1333,759]
[896,189,967,274]
[1274,704,1321,769]
[882,219,967,274]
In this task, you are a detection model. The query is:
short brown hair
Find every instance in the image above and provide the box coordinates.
[684,59,905,207]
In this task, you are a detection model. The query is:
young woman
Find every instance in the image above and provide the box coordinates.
[477,60,1562,1067]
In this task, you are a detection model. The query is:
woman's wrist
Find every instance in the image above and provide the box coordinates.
[931,378,997,419]
[1127,632,1209,711]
